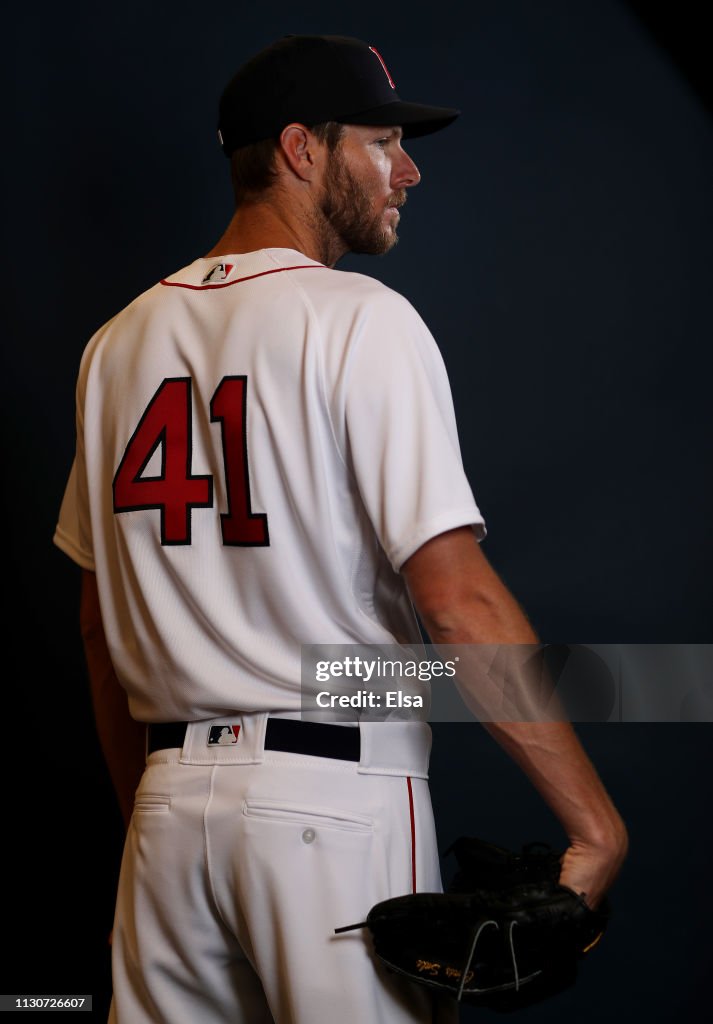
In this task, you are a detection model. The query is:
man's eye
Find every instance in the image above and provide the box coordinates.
[375,138,389,147]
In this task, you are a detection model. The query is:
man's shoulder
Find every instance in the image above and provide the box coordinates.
[76,266,183,371]
[300,263,423,323]
[90,253,210,332]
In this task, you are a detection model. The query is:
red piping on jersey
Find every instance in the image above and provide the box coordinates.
[406,776,417,893]
[159,265,327,290]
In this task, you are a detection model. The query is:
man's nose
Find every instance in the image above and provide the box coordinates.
[393,147,421,188]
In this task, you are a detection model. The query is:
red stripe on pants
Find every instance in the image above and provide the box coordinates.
[406,776,416,893]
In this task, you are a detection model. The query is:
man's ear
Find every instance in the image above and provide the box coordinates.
[278,123,325,183]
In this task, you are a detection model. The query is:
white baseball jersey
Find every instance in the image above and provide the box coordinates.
[54,247,485,722]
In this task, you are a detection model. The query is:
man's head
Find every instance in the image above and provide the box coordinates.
[230,121,419,257]
[216,35,457,261]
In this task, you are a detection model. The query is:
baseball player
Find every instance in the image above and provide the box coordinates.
[54,34,628,1024]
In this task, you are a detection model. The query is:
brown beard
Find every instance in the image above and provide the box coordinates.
[316,146,406,258]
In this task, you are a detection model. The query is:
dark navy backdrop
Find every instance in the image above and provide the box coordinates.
[5,1,711,1019]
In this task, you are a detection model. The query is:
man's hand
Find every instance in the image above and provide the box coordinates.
[559,833,629,911]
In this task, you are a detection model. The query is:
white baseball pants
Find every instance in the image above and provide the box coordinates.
[108,715,458,1024]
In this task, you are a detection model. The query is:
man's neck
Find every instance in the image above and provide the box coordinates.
[205,200,347,268]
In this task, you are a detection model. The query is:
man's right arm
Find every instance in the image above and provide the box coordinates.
[80,569,146,832]
[401,526,629,910]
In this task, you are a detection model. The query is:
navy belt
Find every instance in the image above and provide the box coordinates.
[147,718,361,761]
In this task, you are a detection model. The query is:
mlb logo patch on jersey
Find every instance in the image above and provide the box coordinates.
[207,725,241,745]
[202,262,234,284]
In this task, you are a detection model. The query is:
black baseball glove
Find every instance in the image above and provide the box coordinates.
[335,835,610,1012]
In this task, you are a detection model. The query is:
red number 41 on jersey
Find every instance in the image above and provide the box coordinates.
[112,376,269,547]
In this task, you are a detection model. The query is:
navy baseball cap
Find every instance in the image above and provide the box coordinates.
[217,34,460,156]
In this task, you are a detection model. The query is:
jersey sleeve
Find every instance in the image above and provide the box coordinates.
[341,289,486,571]
[53,367,95,571]
[53,458,95,570]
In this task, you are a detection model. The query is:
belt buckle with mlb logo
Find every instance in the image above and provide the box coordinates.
[207,725,241,746]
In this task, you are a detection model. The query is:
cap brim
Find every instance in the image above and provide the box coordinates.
[338,101,460,138]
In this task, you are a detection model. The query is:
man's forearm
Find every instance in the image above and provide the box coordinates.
[425,601,627,851]
[425,607,628,905]
[80,571,146,830]
[480,718,626,847]
[429,623,628,905]
[403,528,629,906]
